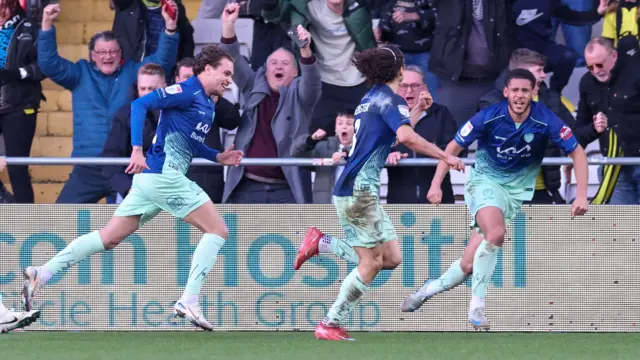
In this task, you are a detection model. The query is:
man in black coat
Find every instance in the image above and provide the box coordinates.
[101,63,240,203]
[478,48,577,204]
[428,0,513,127]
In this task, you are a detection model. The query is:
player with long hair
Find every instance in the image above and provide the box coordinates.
[296,45,464,341]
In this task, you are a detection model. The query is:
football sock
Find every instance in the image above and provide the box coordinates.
[470,240,500,310]
[319,235,359,264]
[183,233,226,302]
[42,231,105,284]
[322,268,369,326]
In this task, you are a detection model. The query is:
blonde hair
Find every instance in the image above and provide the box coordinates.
[138,63,165,77]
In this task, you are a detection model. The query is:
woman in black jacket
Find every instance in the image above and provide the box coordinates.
[0,0,45,203]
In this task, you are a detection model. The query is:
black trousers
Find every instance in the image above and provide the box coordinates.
[0,110,36,203]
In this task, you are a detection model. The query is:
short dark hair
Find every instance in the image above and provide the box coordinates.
[174,57,194,78]
[504,68,537,89]
[193,45,234,75]
[336,111,355,119]
[88,31,122,54]
[353,45,404,85]
[509,48,547,70]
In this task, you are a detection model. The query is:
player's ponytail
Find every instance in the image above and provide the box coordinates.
[353,45,404,85]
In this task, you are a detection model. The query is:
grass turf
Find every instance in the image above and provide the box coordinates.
[3,332,640,360]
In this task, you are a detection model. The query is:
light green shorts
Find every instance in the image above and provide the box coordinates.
[333,191,397,249]
[464,174,523,232]
[114,169,210,227]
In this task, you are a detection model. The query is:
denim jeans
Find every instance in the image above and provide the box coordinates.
[551,0,593,68]
[403,51,440,101]
[609,165,640,205]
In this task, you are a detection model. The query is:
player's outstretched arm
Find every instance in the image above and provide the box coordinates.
[396,125,464,170]
[568,144,589,216]
[427,140,465,204]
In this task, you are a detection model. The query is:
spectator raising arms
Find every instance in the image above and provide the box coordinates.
[38,2,179,204]
[262,0,375,137]
[0,0,44,203]
[219,3,322,204]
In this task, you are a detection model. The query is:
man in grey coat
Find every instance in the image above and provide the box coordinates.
[291,112,354,203]
[219,3,322,204]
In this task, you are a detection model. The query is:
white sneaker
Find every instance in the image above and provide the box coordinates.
[173,300,213,331]
[400,279,434,312]
[22,266,44,311]
[0,309,41,334]
[469,307,490,330]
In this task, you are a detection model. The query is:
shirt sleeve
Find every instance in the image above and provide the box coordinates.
[601,12,616,40]
[130,84,194,146]
[196,142,220,163]
[380,95,412,132]
[547,113,579,155]
[454,111,487,148]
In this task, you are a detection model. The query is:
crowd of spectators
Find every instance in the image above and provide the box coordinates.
[0,0,638,205]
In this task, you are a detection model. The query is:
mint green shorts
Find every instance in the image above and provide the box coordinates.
[333,191,397,249]
[464,174,523,232]
[114,169,210,227]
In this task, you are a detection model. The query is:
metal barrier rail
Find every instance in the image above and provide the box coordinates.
[3,157,640,166]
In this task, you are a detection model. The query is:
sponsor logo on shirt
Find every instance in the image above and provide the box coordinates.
[166,84,182,95]
[560,126,573,140]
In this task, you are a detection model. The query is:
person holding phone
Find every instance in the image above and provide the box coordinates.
[219,3,322,204]
[112,0,194,63]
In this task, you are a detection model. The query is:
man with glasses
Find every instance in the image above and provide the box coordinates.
[386,65,457,204]
[575,37,640,204]
[37,2,179,204]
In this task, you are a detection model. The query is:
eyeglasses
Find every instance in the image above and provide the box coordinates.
[586,51,613,72]
[93,49,121,57]
[398,83,424,91]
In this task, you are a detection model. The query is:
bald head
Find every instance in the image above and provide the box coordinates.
[585,37,614,54]
[265,47,298,92]
[584,37,617,83]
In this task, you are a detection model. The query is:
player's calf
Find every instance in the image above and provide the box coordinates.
[381,240,402,270]
[22,216,138,311]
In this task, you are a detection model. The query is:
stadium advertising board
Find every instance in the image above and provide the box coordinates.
[1,205,638,332]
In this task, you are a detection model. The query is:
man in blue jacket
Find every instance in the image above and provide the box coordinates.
[38,2,179,203]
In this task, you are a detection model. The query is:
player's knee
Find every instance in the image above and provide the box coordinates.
[99,232,125,250]
[211,224,229,240]
[361,257,384,275]
[484,227,506,246]
[384,254,402,270]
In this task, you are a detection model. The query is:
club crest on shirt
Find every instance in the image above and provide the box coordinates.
[398,105,410,118]
[166,84,182,95]
[524,133,534,143]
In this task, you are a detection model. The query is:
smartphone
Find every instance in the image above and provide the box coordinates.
[161,0,176,20]
[282,23,308,48]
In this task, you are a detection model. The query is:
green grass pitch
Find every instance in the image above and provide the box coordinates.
[3,332,640,360]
